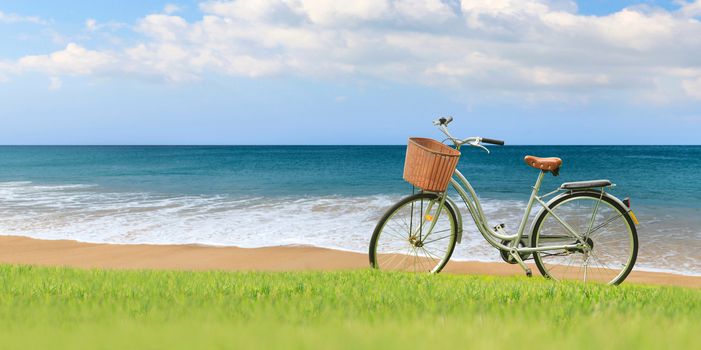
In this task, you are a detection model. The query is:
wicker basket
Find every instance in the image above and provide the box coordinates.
[403,137,461,192]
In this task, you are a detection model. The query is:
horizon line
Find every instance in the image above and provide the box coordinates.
[1,144,699,147]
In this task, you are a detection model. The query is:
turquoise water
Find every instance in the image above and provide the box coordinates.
[0,146,699,274]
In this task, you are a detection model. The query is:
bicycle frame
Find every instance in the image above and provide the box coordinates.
[446,169,585,252]
[423,168,590,273]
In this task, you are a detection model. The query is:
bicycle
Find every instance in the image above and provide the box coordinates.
[369,117,640,285]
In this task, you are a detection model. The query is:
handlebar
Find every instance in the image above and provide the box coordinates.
[480,137,505,146]
[432,117,505,152]
[434,116,453,126]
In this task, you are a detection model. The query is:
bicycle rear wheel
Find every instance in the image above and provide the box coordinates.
[531,192,638,285]
[369,193,458,273]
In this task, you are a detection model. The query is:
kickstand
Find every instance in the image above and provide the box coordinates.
[510,249,532,277]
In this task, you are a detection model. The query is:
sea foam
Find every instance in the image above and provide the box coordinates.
[0,181,698,276]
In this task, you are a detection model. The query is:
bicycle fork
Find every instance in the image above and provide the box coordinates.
[416,192,449,242]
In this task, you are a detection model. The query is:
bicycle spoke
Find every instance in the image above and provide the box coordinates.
[380,252,401,268]
[387,217,410,233]
[562,254,579,280]
[398,247,413,270]
[371,194,456,274]
[585,196,603,236]
[419,199,424,241]
[399,208,412,230]
[589,250,616,273]
[534,194,636,285]
[422,232,452,245]
[544,252,575,280]
[589,252,617,283]
[380,244,413,269]
[383,232,407,244]
[383,226,409,241]
[588,213,624,238]
[423,244,447,258]
[418,248,434,272]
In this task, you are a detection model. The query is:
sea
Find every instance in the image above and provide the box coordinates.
[0,145,699,275]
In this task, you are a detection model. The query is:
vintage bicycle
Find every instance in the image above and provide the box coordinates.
[369,117,639,285]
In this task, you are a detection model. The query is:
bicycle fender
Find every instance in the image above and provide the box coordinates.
[527,189,629,236]
[445,196,464,244]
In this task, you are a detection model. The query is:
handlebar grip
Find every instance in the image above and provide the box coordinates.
[438,116,453,125]
[481,138,505,146]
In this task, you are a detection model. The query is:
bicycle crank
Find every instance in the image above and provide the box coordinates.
[499,239,532,264]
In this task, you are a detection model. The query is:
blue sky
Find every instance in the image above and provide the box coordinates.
[1,0,700,145]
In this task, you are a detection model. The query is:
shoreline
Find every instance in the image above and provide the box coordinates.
[0,235,699,288]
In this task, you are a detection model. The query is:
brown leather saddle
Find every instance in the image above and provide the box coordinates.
[524,155,562,176]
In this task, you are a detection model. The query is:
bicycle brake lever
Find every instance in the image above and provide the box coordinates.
[469,141,490,154]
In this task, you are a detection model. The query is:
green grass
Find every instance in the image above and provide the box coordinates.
[0,265,699,349]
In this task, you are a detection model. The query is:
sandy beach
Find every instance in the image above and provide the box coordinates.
[0,235,698,288]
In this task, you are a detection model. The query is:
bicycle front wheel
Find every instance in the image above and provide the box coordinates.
[531,192,638,285]
[369,193,458,273]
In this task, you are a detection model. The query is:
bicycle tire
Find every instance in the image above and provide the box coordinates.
[531,191,638,285]
[369,193,458,273]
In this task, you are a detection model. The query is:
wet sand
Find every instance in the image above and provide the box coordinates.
[0,235,698,288]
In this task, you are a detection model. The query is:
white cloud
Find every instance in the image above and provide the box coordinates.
[85,18,126,32]
[0,61,14,82]
[678,0,701,18]
[48,76,62,90]
[298,0,391,25]
[85,18,98,31]
[164,4,182,15]
[136,15,189,41]
[0,10,47,25]
[17,43,115,75]
[393,0,457,23]
[199,0,295,21]
[682,76,701,99]
[3,0,701,103]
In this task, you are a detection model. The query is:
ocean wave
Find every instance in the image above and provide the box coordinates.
[623,155,683,160]
[0,181,699,276]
